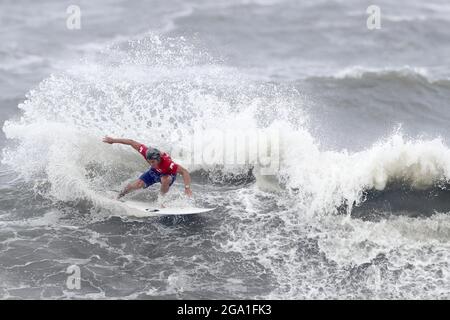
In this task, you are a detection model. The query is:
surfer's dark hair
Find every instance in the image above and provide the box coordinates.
[146,148,161,161]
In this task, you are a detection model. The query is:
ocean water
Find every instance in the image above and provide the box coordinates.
[1,0,450,299]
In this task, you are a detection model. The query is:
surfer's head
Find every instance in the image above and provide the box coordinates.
[146,148,161,165]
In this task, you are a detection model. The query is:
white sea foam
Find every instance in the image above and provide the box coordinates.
[332,65,430,80]
[3,35,450,213]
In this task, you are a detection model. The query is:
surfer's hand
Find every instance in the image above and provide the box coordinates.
[103,136,115,144]
[184,187,192,197]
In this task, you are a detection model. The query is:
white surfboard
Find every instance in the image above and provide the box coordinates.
[118,199,216,217]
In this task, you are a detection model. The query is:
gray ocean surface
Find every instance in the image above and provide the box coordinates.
[1,0,450,299]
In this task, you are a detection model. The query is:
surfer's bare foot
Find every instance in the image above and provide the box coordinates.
[157,198,166,208]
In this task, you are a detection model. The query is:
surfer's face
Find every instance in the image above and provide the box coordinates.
[148,159,160,167]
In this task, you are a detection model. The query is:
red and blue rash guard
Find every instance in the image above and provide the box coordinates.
[138,144,178,175]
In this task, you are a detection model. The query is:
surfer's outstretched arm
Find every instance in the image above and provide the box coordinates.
[102,136,142,152]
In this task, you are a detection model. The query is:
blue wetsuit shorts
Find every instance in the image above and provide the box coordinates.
[139,168,176,188]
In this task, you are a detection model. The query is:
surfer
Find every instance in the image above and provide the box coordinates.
[102,136,193,199]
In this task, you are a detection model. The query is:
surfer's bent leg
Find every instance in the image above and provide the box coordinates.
[160,175,173,195]
[118,179,145,199]
[118,169,159,199]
